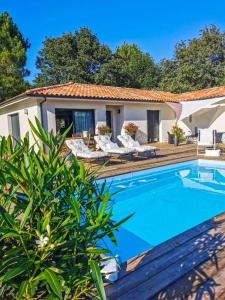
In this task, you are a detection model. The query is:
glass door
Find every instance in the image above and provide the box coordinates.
[73,110,95,136]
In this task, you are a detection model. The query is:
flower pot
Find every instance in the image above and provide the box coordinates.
[83,131,88,138]
[174,136,179,146]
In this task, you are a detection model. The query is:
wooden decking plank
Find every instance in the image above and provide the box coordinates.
[106,219,225,299]
[153,244,225,300]
[98,154,196,178]
[109,214,225,282]
[107,216,225,300]
[114,237,225,300]
[96,144,197,178]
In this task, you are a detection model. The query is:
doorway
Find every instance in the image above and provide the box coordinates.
[106,110,112,131]
[147,110,159,142]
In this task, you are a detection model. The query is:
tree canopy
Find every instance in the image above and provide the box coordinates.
[2,12,225,98]
[35,35,159,89]
[95,43,158,89]
[159,25,225,93]
[0,12,30,101]
[34,27,112,86]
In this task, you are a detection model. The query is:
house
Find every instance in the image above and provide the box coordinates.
[177,86,225,139]
[0,82,225,145]
[0,83,177,145]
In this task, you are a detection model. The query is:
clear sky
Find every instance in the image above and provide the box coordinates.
[1,0,225,82]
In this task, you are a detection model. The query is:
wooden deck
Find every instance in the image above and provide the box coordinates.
[105,212,225,300]
[92,143,198,178]
[94,144,225,300]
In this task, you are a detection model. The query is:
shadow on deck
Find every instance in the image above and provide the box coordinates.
[93,143,198,178]
[105,213,225,300]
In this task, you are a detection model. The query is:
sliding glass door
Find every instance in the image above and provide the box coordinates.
[73,110,95,136]
[55,109,95,136]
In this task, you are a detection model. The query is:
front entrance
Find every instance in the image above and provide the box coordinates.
[106,106,123,141]
[106,110,112,131]
[147,110,159,142]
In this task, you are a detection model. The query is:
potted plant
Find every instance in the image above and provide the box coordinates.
[171,124,185,146]
[97,125,111,136]
[123,122,138,139]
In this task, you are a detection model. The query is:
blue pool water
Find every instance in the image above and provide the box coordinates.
[102,160,225,262]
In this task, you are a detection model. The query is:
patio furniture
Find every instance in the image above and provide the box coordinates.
[94,135,134,159]
[205,149,221,157]
[197,129,216,155]
[66,139,108,161]
[117,134,158,157]
[167,132,174,144]
[222,133,225,144]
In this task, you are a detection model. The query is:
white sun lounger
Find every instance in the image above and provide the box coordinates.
[197,129,216,155]
[117,134,158,157]
[66,139,108,160]
[94,135,134,159]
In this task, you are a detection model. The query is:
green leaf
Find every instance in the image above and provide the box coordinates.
[0,206,16,228]
[29,118,47,144]
[43,269,62,299]
[17,280,29,298]
[87,248,111,255]
[69,197,80,222]
[42,211,51,232]
[35,117,49,142]
[0,232,20,241]
[97,193,109,222]
[1,266,26,283]
[20,200,33,229]
[111,213,134,231]
[79,162,85,180]
[90,260,106,300]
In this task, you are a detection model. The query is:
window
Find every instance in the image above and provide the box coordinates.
[10,113,20,143]
[73,110,95,136]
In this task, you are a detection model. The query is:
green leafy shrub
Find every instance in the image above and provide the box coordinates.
[0,118,130,299]
[171,124,185,144]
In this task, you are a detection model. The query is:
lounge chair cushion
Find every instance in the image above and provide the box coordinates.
[66,139,108,159]
[94,135,133,155]
[118,134,158,153]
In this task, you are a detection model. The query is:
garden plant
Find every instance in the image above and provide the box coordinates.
[0,118,130,299]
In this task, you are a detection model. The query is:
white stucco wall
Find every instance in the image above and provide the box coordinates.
[123,103,176,143]
[0,98,40,145]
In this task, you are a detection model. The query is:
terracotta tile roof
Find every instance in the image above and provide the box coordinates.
[175,86,225,101]
[2,82,225,106]
[23,82,177,103]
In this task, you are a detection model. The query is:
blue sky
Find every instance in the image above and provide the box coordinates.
[1,0,225,82]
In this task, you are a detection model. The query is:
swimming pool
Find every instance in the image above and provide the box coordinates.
[103,159,225,262]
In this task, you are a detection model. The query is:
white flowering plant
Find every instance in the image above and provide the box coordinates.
[0,118,131,299]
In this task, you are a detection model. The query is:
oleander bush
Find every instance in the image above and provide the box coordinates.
[0,118,130,299]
